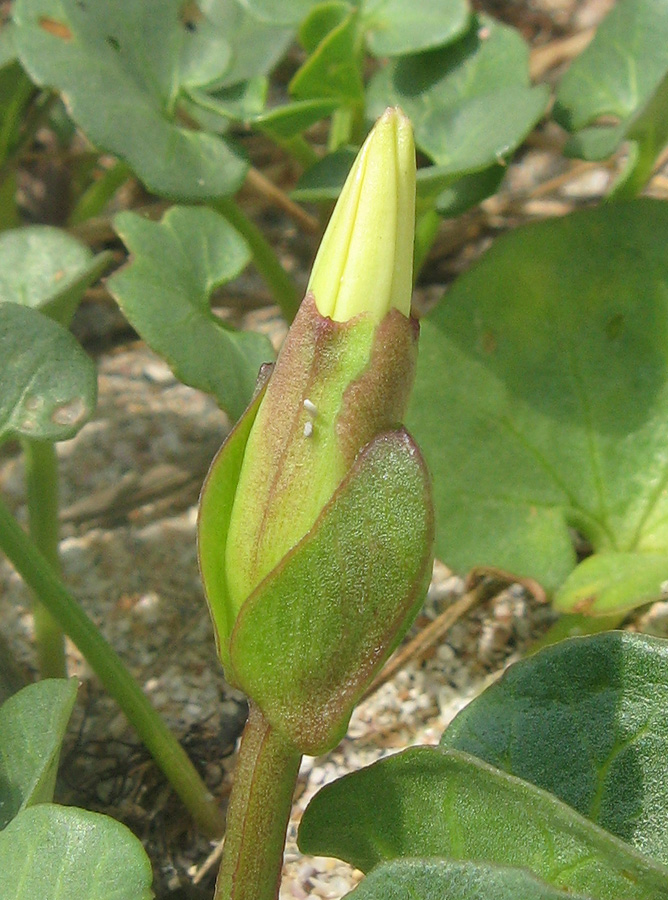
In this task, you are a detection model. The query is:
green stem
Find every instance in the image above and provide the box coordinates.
[0,496,224,837]
[413,208,441,282]
[68,158,131,226]
[210,196,301,323]
[280,135,319,169]
[328,106,354,152]
[215,704,301,900]
[22,439,66,679]
[0,91,58,191]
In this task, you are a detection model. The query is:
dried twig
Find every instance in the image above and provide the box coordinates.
[245,167,319,234]
[362,575,502,701]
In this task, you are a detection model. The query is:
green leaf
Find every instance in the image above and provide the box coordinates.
[291,147,357,202]
[299,1,353,53]
[109,206,274,422]
[0,226,112,325]
[361,0,470,57]
[252,98,339,141]
[368,16,547,173]
[556,552,668,615]
[555,0,668,158]
[185,78,268,129]
[441,631,668,867]
[238,0,322,26]
[12,0,247,200]
[346,859,593,900]
[0,804,153,899]
[0,303,97,444]
[406,199,668,613]
[198,371,270,672]
[290,6,364,104]
[0,60,34,164]
[420,164,505,218]
[299,747,668,899]
[0,679,77,829]
[180,0,294,131]
[199,0,294,86]
[230,430,434,755]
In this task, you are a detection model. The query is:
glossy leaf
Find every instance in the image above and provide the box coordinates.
[441,631,668,867]
[0,226,112,325]
[0,804,153,900]
[555,0,668,164]
[230,430,434,755]
[406,199,668,613]
[299,747,668,899]
[361,0,470,57]
[346,859,593,900]
[109,206,274,422]
[367,16,548,176]
[0,679,77,830]
[290,5,364,104]
[0,303,97,444]
[12,0,247,200]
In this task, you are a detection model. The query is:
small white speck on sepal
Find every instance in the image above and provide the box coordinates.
[303,398,318,416]
[303,421,314,438]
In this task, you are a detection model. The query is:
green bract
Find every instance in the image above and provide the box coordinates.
[198,109,433,754]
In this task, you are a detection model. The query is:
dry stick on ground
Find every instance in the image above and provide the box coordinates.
[245,166,319,234]
[529,27,596,81]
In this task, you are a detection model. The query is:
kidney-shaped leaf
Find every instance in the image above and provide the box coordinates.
[407,199,668,614]
[360,0,470,57]
[109,206,274,422]
[441,632,668,868]
[0,226,111,325]
[555,0,668,162]
[0,303,97,444]
[0,679,77,830]
[367,16,548,175]
[346,859,593,900]
[299,747,668,899]
[12,0,247,199]
[229,430,434,755]
[0,804,153,900]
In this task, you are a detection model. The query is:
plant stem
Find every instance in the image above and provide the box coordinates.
[68,158,132,226]
[215,704,301,900]
[0,90,58,191]
[22,439,67,680]
[210,196,301,323]
[0,496,225,837]
[328,106,354,152]
[413,208,442,282]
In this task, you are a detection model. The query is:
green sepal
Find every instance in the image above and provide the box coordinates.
[198,367,272,677]
[228,428,434,755]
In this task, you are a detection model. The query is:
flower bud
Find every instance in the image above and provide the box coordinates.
[225,108,418,612]
[198,109,433,753]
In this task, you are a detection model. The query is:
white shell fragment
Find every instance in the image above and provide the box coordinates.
[303,398,318,416]
[303,420,314,438]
